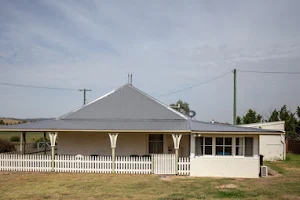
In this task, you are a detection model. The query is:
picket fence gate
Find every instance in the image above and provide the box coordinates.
[153,154,176,174]
[0,153,190,175]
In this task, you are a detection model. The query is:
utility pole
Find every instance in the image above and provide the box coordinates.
[233,69,237,125]
[79,88,92,105]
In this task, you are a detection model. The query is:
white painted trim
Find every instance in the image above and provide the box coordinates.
[108,133,119,148]
[240,121,285,127]
[193,136,256,158]
[49,132,57,147]
[171,134,182,150]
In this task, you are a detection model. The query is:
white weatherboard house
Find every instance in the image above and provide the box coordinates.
[0,83,283,178]
[240,121,286,161]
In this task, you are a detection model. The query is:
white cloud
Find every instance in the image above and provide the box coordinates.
[0,0,300,121]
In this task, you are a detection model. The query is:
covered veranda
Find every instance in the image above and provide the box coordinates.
[0,124,191,175]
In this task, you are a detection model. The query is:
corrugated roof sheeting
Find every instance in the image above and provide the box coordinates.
[62,85,185,120]
[189,120,280,132]
[0,119,281,133]
[0,119,190,131]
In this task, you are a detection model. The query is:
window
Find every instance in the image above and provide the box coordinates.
[195,137,203,156]
[236,137,244,156]
[245,137,253,157]
[194,136,251,157]
[215,137,232,156]
[204,137,213,155]
[149,134,163,154]
[195,137,212,156]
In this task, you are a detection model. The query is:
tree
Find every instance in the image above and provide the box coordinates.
[267,105,299,139]
[279,105,289,121]
[238,105,300,139]
[297,106,300,119]
[268,109,279,122]
[236,116,242,125]
[170,100,190,115]
[0,120,4,125]
[242,109,262,124]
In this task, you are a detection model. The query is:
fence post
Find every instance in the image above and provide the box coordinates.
[112,148,115,173]
[151,154,154,174]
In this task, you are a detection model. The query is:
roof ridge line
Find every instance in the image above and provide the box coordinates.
[58,84,128,119]
[126,84,188,120]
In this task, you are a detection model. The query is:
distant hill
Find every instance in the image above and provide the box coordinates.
[0,118,22,125]
[0,118,54,126]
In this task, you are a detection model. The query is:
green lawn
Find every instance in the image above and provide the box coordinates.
[0,153,300,200]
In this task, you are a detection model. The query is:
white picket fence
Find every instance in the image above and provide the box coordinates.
[116,156,152,174]
[0,154,51,172]
[55,155,112,173]
[0,154,190,175]
[178,157,190,175]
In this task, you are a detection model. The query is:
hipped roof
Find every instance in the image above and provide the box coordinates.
[0,84,282,134]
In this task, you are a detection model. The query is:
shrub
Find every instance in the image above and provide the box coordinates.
[0,139,15,153]
[9,135,20,142]
[33,137,49,148]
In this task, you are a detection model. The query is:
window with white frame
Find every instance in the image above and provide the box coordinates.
[194,136,253,157]
[215,137,232,156]
[195,137,212,156]
[236,137,244,156]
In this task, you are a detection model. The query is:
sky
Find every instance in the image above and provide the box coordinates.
[1,0,300,123]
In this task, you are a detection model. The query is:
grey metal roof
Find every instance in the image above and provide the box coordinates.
[61,84,187,120]
[189,120,281,133]
[0,119,190,131]
[0,84,282,134]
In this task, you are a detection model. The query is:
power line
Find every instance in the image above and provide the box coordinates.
[159,71,232,97]
[237,70,300,75]
[0,82,79,91]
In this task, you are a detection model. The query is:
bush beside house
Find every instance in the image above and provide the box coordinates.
[0,139,15,153]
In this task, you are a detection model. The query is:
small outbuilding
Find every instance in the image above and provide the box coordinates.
[240,121,286,161]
